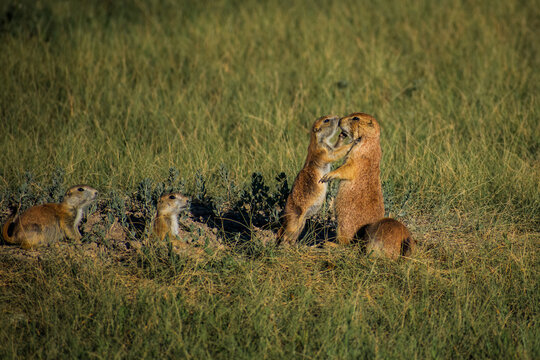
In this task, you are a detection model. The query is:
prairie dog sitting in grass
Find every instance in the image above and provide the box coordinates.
[277,115,354,245]
[359,218,415,259]
[2,185,98,249]
[153,193,190,242]
[320,113,385,245]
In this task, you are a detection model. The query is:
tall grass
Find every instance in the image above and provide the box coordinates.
[0,0,538,358]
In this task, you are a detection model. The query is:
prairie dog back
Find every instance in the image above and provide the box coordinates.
[360,218,415,259]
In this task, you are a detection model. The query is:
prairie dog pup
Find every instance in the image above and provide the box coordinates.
[320,113,384,245]
[2,185,98,249]
[359,218,415,259]
[277,115,353,245]
[153,193,190,241]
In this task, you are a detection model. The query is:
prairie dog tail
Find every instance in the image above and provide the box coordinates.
[2,217,16,244]
[401,236,416,257]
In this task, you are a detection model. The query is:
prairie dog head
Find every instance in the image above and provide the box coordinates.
[312,114,340,144]
[338,113,380,141]
[63,185,98,210]
[157,193,190,217]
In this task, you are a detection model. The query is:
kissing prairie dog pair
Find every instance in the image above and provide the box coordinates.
[2,185,98,249]
[153,193,190,244]
[320,112,415,258]
[277,115,354,245]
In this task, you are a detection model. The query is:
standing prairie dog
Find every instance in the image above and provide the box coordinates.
[320,113,385,245]
[277,115,354,245]
[2,185,98,249]
[153,193,190,242]
[359,218,415,259]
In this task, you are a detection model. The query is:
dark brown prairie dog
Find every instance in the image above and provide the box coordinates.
[358,218,415,259]
[2,185,98,249]
[153,192,190,242]
[320,113,385,245]
[277,115,354,245]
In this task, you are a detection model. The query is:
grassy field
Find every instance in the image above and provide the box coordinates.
[0,0,538,358]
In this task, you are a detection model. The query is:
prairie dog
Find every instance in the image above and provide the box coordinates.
[320,113,385,245]
[359,218,415,259]
[277,115,353,245]
[153,193,190,242]
[2,185,98,249]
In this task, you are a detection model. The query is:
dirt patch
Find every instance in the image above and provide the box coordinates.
[0,205,266,263]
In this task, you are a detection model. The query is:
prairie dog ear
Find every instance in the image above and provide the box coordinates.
[368,119,373,126]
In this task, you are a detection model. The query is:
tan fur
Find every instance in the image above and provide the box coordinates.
[153,193,189,245]
[360,218,415,259]
[277,115,353,245]
[2,185,98,249]
[320,113,385,245]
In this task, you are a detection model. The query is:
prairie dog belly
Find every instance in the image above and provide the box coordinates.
[306,186,327,218]
[306,168,328,218]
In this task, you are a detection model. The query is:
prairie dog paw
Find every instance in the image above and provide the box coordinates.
[319,173,335,183]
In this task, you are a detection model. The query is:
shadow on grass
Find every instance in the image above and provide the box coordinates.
[190,196,337,249]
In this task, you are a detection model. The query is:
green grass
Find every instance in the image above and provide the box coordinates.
[0,0,538,358]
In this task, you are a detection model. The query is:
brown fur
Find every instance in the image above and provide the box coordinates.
[320,113,384,245]
[2,185,98,249]
[277,115,353,245]
[358,218,415,259]
[153,193,190,245]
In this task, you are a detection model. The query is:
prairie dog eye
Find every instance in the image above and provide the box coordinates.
[323,118,330,123]
[352,116,359,121]
[169,195,176,200]
[78,187,84,192]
